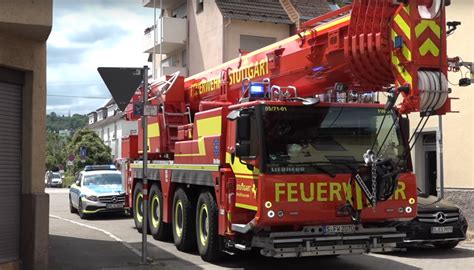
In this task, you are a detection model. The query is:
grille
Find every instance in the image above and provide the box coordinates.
[417,210,459,224]
[98,194,125,204]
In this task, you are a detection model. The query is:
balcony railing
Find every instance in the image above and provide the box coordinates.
[142,0,186,9]
[143,16,187,55]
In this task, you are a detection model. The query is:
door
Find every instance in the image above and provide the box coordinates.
[0,80,22,264]
[425,151,437,196]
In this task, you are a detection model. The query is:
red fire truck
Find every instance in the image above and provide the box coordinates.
[120,0,457,261]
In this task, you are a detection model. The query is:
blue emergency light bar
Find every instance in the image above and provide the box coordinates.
[249,83,265,99]
[84,165,117,171]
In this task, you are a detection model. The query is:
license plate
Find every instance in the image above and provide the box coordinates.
[431,226,453,234]
[106,203,123,209]
[325,224,356,234]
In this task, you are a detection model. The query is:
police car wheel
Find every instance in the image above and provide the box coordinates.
[172,188,196,251]
[78,199,88,220]
[149,184,171,241]
[69,196,76,213]
[133,182,146,233]
[196,191,222,262]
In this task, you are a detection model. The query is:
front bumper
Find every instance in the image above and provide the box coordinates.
[251,225,405,258]
[82,198,127,214]
[396,217,468,244]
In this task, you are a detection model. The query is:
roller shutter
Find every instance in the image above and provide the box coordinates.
[0,80,22,264]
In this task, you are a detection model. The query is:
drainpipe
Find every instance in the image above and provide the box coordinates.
[437,115,444,199]
[223,17,231,63]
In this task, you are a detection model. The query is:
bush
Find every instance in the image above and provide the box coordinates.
[63,174,75,188]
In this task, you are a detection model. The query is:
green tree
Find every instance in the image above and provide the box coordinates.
[66,128,112,174]
[45,131,70,170]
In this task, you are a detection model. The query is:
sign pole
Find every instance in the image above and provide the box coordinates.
[141,66,149,264]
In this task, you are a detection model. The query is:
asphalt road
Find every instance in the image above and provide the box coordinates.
[47,188,474,270]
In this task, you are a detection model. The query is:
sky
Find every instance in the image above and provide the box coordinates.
[47,0,154,116]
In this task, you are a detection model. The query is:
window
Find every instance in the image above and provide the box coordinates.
[196,0,203,13]
[172,3,187,18]
[182,50,187,67]
[240,35,277,53]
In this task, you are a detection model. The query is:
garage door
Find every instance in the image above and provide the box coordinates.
[0,80,22,264]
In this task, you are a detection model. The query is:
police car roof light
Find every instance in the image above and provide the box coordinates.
[84,165,117,171]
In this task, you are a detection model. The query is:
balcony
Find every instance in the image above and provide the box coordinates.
[162,66,187,77]
[143,17,187,55]
[142,0,186,9]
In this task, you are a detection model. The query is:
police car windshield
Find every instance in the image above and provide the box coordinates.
[263,105,405,174]
[83,174,122,186]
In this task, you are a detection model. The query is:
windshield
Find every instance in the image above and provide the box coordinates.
[52,173,61,179]
[83,174,122,186]
[262,105,405,174]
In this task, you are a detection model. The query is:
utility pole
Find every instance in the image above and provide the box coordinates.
[141,66,149,264]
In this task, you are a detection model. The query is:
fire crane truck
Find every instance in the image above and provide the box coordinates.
[119,0,468,261]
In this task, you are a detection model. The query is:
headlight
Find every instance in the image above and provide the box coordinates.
[85,195,98,202]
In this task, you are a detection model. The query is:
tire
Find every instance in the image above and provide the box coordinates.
[78,198,88,219]
[434,241,459,249]
[133,182,145,233]
[196,191,222,262]
[69,196,77,213]
[149,184,172,241]
[172,188,196,251]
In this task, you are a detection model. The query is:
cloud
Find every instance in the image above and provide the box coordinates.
[47,0,154,115]
[69,25,128,44]
[48,46,86,65]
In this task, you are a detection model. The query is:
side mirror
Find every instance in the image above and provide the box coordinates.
[75,180,80,186]
[236,115,250,141]
[235,143,251,157]
[400,116,410,143]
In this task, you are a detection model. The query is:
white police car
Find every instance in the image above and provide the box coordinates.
[69,165,127,219]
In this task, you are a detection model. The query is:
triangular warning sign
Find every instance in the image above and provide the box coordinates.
[97,67,144,111]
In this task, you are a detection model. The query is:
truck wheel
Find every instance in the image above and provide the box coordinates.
[133,182,145,233]
[149,184,171,241]
[78,199,88,219]
[172,188,196,251]
[434,241,459,249]
[196,191,222,262]
[69,196,76,213]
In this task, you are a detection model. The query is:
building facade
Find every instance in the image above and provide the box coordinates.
[87,100,138,160]
[142,0,333,78]
[142,1,474,222]
[0,1,52,269]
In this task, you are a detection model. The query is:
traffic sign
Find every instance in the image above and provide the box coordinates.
[68,154,75,161]
[97,67,144,111]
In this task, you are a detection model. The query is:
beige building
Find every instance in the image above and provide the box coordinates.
[409,1,474,219]
[0,0,52,270]
[142,0,333,77]
[141,1,474,218]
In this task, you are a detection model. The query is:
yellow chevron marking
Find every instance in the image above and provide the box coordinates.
[419,38,440,56]
[415,20,441,38]
[403,5,410,15]
[391,53,413,85]
[394,14,411,40]
[391,29,412,61]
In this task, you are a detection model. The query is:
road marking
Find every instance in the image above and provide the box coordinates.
[49,215,141,257]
